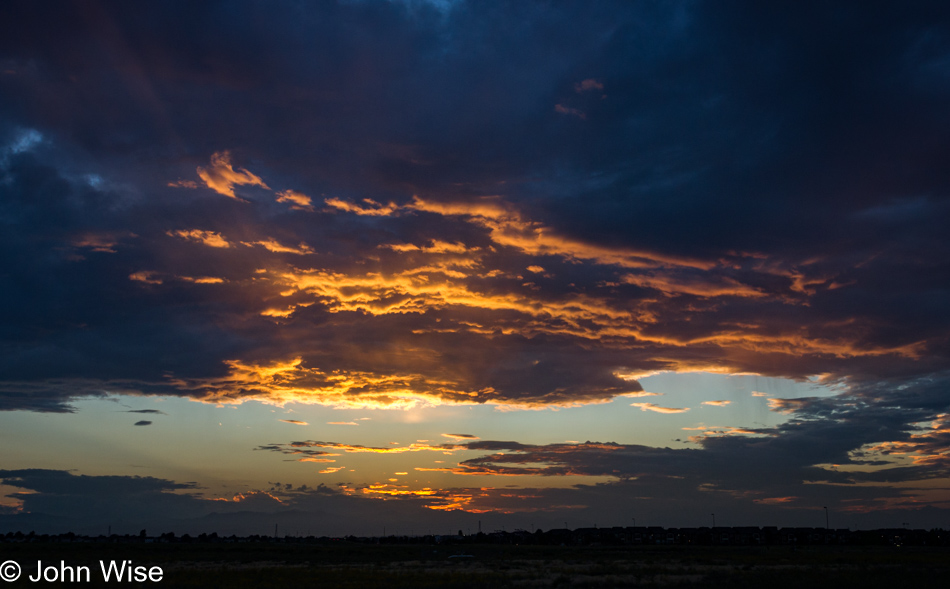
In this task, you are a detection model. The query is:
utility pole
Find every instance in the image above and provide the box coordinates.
[823,506,829,529]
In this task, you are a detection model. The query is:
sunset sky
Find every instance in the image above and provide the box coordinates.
[2,0,950,536]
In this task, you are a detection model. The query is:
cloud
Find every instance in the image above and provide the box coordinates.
[327,421,358,426]
[125,409,167,415]
[249,418,950,522]
[128,271,162,285]
[554,104,586,119]
[196,151,269,199]
[275,190,313,209]
[168,229,231,248]
[279,419,308,426]
[133,420,152,426]
[574,78,603,93]
[0,136,942,416]
[441,433,479,440]
[0,469,196,496]
[630,403,690,414]
[702,400,731,407]
[178,275,225,284]
[246,239,314,255]
[167,179,198,189]
[6,129,43,154]
[256,440,460,457]
[325,197,398,216]
[71,232,129,253]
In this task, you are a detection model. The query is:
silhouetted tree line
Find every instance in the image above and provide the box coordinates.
[2,526,948,546]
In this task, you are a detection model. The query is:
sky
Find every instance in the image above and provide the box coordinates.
[1,0,949,536]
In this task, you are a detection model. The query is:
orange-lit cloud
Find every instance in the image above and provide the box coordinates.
[381,240,473,254]
[246,239,314,255]
[279,419,308,425]
[178,276,225,284]
[260,306,297,318]
[257,440,461,459]
[857,414,950,469]
[168,229,231,248]
[170,357,486,409]
[767,398,812,414]
[620,391,661,398]
[275,189,313,209]
[196,151,269,198]
[325,197,398,216]
[684,425,770,443]
[215,491,283,505]
[702,400,731,407]
[138,192,927,411]
[406,196,713,270]
[72,232,131,253]
[129,271,162,285]
[49,176,935,415]
[630,402,690,414]
[620,272,766,298]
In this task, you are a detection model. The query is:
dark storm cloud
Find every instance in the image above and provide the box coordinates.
[0,470,207,528]
[0,468,529,536]
[133,420,151,426]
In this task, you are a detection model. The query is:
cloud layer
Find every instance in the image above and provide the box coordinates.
[1,0,949,528]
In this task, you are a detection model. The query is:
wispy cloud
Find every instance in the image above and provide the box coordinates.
[555,104,586,119]
[168,229,231,248]
[441,433,479,440]
[246,239,314,255]
[630,403,690,414]
[574,78,603,93]
[196,151,269,198]
[325,197,398,216]
[275,190,313,209]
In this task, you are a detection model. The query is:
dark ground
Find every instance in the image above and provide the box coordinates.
[2,542,948,588]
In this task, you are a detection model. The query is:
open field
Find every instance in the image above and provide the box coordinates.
[2,542,948,588]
